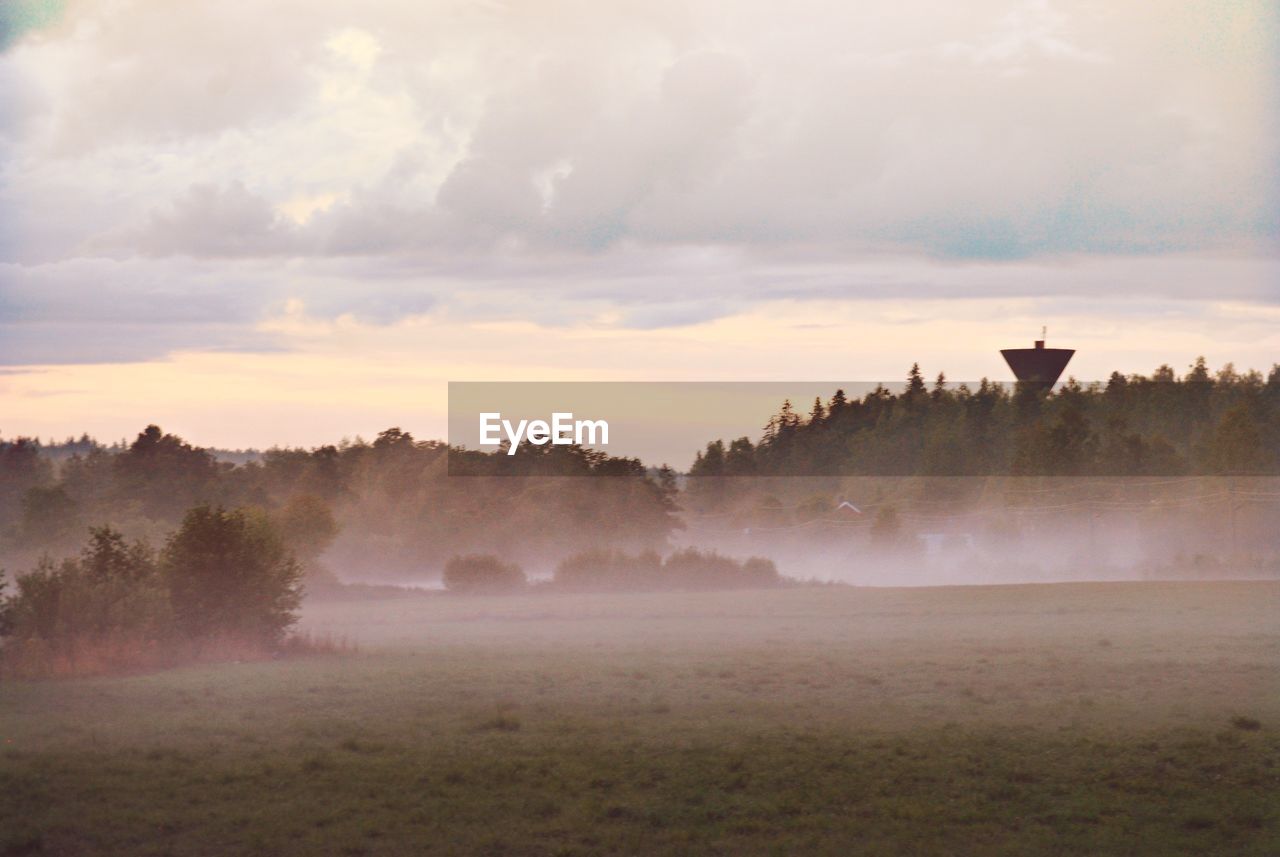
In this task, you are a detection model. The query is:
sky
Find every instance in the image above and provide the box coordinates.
[0,0,1277,450]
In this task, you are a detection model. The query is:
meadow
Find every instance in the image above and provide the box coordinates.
[2,581,1277,855]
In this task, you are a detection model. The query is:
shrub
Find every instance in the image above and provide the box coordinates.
[664,548,750,589]
[1,516,332,678]
[663,548,779,589]
[6,528,169,641]
[443,554,525,594]
[277,629,356,657]
[162,506,303,645]
[554,548,663,591]
[0,527,173,676]
[553,548,780,591]
[741,556,781,585]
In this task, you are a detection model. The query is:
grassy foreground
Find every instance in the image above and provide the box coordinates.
[2,581,1277,855]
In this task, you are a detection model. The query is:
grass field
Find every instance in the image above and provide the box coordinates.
[2,581,1278,855]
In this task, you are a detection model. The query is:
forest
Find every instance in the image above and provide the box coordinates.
[690,359,1280,478]
[1,358,1278,591]
[0,425,681,581]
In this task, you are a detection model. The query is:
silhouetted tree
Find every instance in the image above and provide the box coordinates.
[162,506,302,643]
[443,554,525,594]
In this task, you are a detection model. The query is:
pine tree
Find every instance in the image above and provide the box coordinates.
[907,364,925,394]
[829,388,848,415]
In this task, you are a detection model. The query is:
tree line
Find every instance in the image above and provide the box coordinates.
[2,357,1276,589]
[689,359,1280,478]
[0,425,683,577]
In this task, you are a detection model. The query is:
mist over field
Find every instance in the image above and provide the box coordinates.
[3,377,1278,855]
[10,360,1279,588]
[5,575,1278,855]
[2,0,1278,853]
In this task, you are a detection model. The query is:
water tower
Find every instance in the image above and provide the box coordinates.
[1001,328,1074,390]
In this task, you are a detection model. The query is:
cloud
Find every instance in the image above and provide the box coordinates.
[1,0,1270,259]
[0,0,65,52]
[106,182,302,257]
[0,0,1275,368]
[4,249,1275,365]
[42,3,327,149]
[939,0,1107,69]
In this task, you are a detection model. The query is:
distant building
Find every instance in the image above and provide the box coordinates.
[1001,333,1074,390]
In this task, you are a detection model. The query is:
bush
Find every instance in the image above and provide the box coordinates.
[162,506,303,644]
[443,554,525,594]
[664,548,779,589]
[0,527,172,676]
[554,548,663,591]
[7,528,170,641]
[553,548,779,591]
[1,515,327,678]
[741,556,781,585]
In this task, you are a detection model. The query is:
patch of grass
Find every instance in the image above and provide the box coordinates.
[1230,716,1263,731]
[277,630,357,658]
[0,831,44,857]
[337,737,385,754]
[1,581,1278,855]
[476,715,522,732]
[0,629,356,680]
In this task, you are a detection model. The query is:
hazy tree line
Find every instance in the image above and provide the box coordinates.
[3,358,1276,592]
[442,549,779,594]
[0,425,682,578]
[689,360,1280,479]
[0,427,684,674]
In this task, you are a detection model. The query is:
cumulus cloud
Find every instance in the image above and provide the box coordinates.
[0,0,1275,366]
[106,182,302,257]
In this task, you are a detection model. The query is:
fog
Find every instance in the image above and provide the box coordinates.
[320,475,1279,592]
[661,476,1280,587]
[7,436,1278,856]
[4,421,1277,600]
